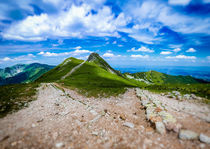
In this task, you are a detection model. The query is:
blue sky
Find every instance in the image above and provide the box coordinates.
[0,0,210,68]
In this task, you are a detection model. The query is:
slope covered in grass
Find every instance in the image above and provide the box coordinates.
[61,60,137,97]
[37,57,84,82]
[36,53,139,97]
[126,70,207,85]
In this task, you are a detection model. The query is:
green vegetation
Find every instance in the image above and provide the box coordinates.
[0,63,54,85]
[37,53,138,97]
[126,70,207,84]
[143,84,210,100]
[0,83,39,118]
[37,57,83,82]
[61,61,137,97]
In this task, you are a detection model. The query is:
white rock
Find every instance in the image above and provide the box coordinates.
[123,122,134,128]
[31,123,36,128]
[179,130,198,140]
[155,122,166,134]
[55,142,64,148]
[199,133,210,144]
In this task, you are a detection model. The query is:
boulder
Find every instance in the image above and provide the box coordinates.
[179,130,198,140]
[155,122,166,134]
[199,133,210,144]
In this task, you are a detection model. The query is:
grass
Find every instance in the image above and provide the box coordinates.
[0,83,39,118]
[142,83,210,100]
[60,61,138,97]
[36,57,84,82]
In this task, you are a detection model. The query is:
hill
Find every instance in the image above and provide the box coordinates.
[125,70,207,85]
[37,53,138,97]
[0,63,54,85]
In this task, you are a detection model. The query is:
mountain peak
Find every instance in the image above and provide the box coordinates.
[87,52,100,62]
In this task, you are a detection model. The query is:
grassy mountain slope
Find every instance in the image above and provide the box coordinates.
[37,57,84,82]
[37,53,138,97]
[126,70,207,85]
[0,63,54,85]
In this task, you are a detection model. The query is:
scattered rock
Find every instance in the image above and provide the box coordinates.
[32,123,36,128]
[55,142,64,148]
[11,141,17,146]
[199,133,210,144]
[123,122,134,128]
[179,130,198,140]
[119,114,126,120]
[91,131,98,136]
[155,122,166,134]
[199,143,206,148]
[37,118,43,123]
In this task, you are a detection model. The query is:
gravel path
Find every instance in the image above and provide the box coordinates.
[0,83,209,149]
[61,61,86,80]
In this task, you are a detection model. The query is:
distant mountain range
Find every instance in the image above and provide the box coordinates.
[0,63,54,85]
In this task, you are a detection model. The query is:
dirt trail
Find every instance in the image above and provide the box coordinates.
[0,83,209,149]
[61,61,86,80]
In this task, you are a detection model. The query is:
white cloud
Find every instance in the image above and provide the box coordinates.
[207,56,210,60]
[103,52,122,58]
[73,46,82,50]
[103,53,114,57]
[160,51,172,55]
[128,46,154,53]
[2,3,129,41]
[112,41,117,44]
[166,55,196,60]
[186,48,196,53]
[118,44,123,47]
[173,48,181,52]
[0,54,36,62]
[2,57,12,61]
[38,49,91,57]
[131,55,149,58]
[168,0,191,6]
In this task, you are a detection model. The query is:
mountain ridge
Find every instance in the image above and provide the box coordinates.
[0,63,54,85]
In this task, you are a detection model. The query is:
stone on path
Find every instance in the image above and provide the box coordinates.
[155,122,166,134]
[123,122,134,128]
[199,133,210,144]
[179,130,198,140]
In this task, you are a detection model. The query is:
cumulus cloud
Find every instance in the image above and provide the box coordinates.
[0,54,36,62]
[2,3,129,41]
[131,55,149,58]
[173,48,181,52]
[160,51,172,55]
[127,47,154,53]
[103,52,122,58]
[186,48,196,53]
[38,49,91,57]
[166,55,196,59]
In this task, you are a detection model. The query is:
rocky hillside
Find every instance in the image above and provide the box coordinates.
[0,63,54,85]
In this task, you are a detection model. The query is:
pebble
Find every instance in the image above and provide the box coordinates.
[32,123,36,128]
[155,122,166,134]
[123,122,134,128]
[199,133,210,144]
[179,130,198,140]
[55,142,64,148]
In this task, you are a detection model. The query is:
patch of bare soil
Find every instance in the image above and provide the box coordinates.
[0,83,209,149]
